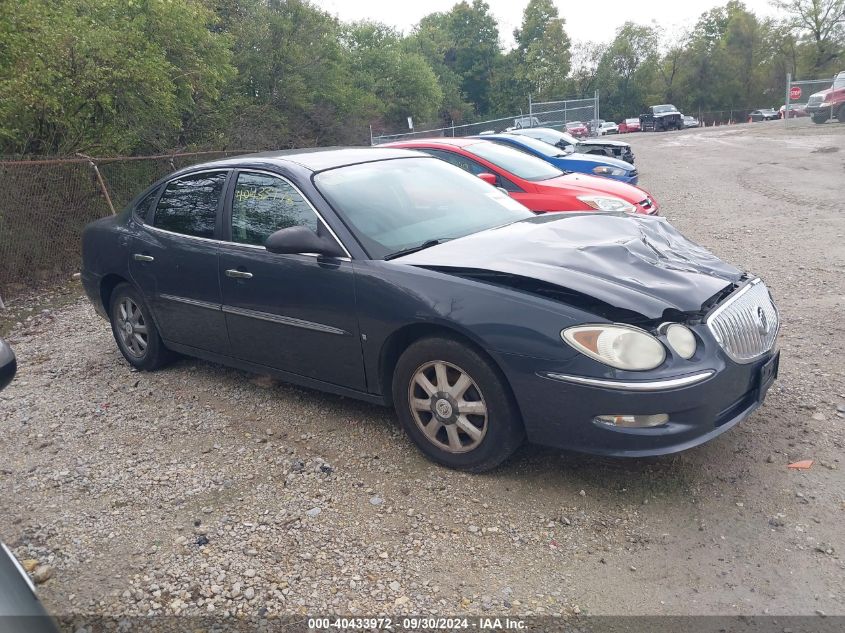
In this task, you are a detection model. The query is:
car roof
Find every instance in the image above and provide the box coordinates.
[171,147,421,174]
[381,137,483,149]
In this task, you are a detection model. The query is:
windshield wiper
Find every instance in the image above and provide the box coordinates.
[384,238,451,260]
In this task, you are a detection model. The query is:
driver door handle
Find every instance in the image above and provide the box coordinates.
[225,269,253,279]
[133,254,154,262]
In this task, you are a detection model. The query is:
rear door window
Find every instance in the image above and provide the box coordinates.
[152,171,228,239]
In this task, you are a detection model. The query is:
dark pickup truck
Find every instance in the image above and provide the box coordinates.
[640,104,683,131]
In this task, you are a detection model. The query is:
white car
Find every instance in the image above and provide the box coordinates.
[599,121,619,135]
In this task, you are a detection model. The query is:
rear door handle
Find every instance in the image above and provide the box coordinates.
[133,254,154,262]
[225,269,253,279]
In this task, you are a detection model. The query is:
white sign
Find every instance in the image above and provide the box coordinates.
[407,117,414,130]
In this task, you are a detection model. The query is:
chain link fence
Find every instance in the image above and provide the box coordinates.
[0,150,251,303]
[371,94,600,144]
[528,94,599,132]
[785,73,842,125]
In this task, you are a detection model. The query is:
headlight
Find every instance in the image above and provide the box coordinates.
[562,324,666,371]
[592,166,627,177]
[661,323,697,359]
[820,101,831,107]
[577,196,637,213]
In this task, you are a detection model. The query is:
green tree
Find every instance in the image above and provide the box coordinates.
[220,0,372,147]
[343,21,442,129]
[0,0,233,155]
[597,23,660,119]
[513,0,572,99]
[774,0,845,74]
[411,1,501,116]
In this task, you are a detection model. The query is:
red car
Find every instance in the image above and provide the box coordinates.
[382,138,658,215]
[564,121,589,138]
[618,118,641,133]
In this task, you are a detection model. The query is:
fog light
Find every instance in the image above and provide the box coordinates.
[594,414,669,428]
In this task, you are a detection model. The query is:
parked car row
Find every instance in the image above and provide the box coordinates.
[383,137,653,213]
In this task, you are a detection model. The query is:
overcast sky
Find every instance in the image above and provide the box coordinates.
[317,0,784,47]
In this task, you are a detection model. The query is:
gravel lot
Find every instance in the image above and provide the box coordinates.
[1,120,844,621]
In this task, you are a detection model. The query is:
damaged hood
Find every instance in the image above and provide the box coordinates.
[581,138,630,148]
[395,214,743,319]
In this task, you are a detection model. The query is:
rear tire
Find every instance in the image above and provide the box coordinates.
[109,283,172,371]
[837,107,845,124]
[392,336,525,472]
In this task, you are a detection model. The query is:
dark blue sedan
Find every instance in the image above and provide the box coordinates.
[81,148,779,471]
[473,133,639,184]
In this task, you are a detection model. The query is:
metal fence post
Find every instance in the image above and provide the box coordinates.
[77,153,116,215]
[594,90,599,137]
[529,94,533,120]
[784,73,791,128]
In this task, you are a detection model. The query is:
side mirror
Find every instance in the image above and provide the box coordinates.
[265,225,346,258]
[0,338,17,393]
[477,172,498,186]
[563,145,575,154]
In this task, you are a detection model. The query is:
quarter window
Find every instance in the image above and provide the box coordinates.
[153,171,227,238]
[231,172,320,246]
[133,186,161,222]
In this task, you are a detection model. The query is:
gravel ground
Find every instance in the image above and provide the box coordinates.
[1,120,844,622]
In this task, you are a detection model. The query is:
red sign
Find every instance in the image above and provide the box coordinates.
[789,86,802,100]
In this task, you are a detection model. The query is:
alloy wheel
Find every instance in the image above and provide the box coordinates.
[117,297,148,358]
[408,360,488,454]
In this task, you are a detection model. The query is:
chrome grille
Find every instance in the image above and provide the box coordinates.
[706,279,779,363]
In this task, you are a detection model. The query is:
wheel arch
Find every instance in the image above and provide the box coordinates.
[100,273,131,317]
[377,322,519,412]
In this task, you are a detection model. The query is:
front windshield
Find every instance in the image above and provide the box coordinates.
[833,74,844,89]
[566,121,582,128]
[465,141,563,181]
[313,157,533,260]
[653,105,678,114]
[625,118,639,124]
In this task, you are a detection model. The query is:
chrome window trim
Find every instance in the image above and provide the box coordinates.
[221,305,348,336]
[146,224,222,245]
[230,169,352,259]
[541,370,715,391]
[146,218,352,261]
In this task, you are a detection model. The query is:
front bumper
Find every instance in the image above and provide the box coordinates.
[500,350,778,457]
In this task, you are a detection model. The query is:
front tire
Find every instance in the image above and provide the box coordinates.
[812,113,827,124]
[392,336,525,472]
[109,283,172,370]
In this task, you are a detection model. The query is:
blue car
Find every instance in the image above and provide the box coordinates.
[471,133,639,184]
[81,148,779,472]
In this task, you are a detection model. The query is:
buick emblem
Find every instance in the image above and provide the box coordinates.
[756,306,770,336]
[434,398,453,419]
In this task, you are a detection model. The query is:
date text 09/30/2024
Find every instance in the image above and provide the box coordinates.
[308,617,527,630]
